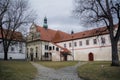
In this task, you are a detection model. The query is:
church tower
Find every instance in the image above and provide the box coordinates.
[43,16,48,29]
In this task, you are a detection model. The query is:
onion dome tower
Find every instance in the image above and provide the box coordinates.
[43,16,48,29]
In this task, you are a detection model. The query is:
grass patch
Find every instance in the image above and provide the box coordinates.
[77,61,120,80]
[37,61,78,69]
[0,61,37,80]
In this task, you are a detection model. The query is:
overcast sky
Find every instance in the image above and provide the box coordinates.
[29,0,86,33]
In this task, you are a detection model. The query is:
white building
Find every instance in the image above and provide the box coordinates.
[27,17,120,61]
[0,30,26,60]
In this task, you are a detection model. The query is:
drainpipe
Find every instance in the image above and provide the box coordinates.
[41,41,42,61]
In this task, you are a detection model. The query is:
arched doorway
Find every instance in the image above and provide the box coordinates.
[88,53,94,61]
[30,48,34,61]
[64,55,67,61]
[30,53,34,61]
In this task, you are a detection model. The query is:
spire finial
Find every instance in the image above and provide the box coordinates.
[71,30,74,34]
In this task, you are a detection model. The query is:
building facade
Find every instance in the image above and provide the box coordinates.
[0,31,26,60]
[27,17,120,61]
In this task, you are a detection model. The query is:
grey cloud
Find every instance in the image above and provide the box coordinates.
[29,0,86,33]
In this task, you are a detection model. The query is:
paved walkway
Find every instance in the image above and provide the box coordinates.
[31,62,85,80]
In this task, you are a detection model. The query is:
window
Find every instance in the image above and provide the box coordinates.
[19,42,22,53]
[36,53,38,58]
[74,42,77,47]
[79,41,82,46]
[45,45,48,50]
[56,47,59,51]
[93,39,97,44]
[45,52,48,58]
[11,47,14,51]
[36,47,38,53]
[49,46,52,50]
[69,43,71,47]
[64,44,66,48]
[101,37,105,44]
[19,50,22,53]
[53,46,55,50]
[36,47,38,58]
[86,40,89,45]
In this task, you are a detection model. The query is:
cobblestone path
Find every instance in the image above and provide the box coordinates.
[31,62,84,80]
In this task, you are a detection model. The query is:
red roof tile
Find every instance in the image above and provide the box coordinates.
[34,24,117,43]
[35,25,71,42]
[36,25,57,41]
[55,27,110,42]
[0,29,24,41]
[52,30,71,42]
[52,42,71,54]
[72,27,108,40]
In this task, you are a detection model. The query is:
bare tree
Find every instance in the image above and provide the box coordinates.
[73,0,120,66]
[0,0,36,60]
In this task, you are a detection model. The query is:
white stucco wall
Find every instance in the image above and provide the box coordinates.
[0,41,26,60]
[57,34,114,61]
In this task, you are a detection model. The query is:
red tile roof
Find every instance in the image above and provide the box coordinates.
[72,27,108,40]
[52,30,71,42]
[34,24,117,43]
[0,29,25,41]
[35,25,71,42]
[53,27,109,43]
[52,42,71,54]
[36,25,57,41]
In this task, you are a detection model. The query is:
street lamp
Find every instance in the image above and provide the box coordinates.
[71,30,74,61]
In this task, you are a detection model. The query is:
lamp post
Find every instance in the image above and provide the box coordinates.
[71,30,74,61]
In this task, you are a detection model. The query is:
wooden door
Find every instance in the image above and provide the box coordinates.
[64,55,67,61]
[89,53,94,61]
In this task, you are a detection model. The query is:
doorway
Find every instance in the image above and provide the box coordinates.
[88,53,94,61]
[64,55,67,61]
[30,53,34,61]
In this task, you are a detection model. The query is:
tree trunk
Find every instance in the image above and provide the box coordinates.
[111,41,119,66]
[3,46,9,60]
[4,50,8,60]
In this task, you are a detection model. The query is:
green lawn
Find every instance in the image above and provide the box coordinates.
[77,61,120,80]
[0,61,37,80]
[37,61,78,69]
